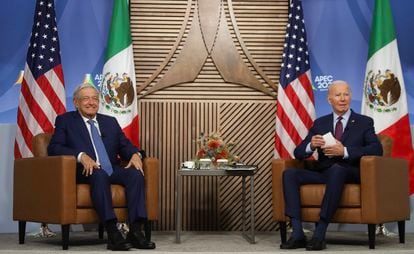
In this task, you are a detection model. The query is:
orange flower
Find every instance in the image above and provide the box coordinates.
[196,149,206,159]
[216,149,228,159]
[195,132,237,164]
[207,139,221,149]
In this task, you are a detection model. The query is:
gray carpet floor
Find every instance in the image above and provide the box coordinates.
[0,231,413,253]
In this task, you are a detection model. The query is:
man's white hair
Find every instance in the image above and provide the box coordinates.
[73,83,99,99]
[328,80,352,95]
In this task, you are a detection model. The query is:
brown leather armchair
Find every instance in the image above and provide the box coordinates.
[272,135,410,249]
[13,133,159,250]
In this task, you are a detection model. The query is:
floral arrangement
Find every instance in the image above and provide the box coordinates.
[195,132,239,165]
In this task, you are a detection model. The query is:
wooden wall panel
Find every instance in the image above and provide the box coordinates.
[131,0,288,231]
[218,101,276,231]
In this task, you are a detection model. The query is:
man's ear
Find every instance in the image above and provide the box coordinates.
[327,96,332,105]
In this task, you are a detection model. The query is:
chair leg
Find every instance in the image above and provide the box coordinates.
[144,220,152,241]
[18,221,26,244]
[98,223,104,239]
[61,224,70,250]
[368,224,375,249]
[398,220,405,243]
[279,221,287,244]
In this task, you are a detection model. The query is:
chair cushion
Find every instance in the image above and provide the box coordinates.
[77,184,126,208]
[300,184,361,207]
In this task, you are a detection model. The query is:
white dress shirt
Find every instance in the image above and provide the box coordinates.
[77,115,103,165]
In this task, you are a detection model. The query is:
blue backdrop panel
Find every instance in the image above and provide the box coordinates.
[302,0,414,120]
[0,0,112,123]
[0,0,413,123]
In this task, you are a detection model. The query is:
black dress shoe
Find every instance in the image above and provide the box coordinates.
[306,237,326,251]
[107,230,132,251]
[127,230,156,249]
[280,237,307,249]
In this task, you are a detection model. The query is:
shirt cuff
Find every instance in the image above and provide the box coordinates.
[306,142,314,154]
[77,152,84,163]
[343,147,349,159]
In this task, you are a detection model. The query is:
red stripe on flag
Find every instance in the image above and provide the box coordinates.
[275,131,292,158]
[36,69,65,115]
[276,103,302,147]
[273,0,315,159]
[284,83,314,129]
[16,107,34,152]
[14,140,22,159]
[122,115,140,148]
[54,64,65,87]
[15,0,66,159]
[379,115,414,194]
[298,73,314,103]
[21,79,54,133]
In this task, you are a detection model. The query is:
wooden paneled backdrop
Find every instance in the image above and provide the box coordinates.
[130,0,287,231]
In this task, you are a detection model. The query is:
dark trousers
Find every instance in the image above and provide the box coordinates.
[282,163,360,222]
[77,166,147,223]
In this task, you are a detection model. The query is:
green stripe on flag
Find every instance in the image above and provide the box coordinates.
[368,0,396,59]
[105,0,132,61]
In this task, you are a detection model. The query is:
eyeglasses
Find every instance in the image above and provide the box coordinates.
[79,96,99,102]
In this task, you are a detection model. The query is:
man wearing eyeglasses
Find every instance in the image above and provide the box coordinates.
[48,83,155,251]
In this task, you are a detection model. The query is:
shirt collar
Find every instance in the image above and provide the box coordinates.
[78,111,97,124]
[333,109,351,122]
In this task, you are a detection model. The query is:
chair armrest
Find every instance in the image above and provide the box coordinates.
[360,156,410,223]
[143,157,159,220]
[272,158,306,221]
[13,156,77,224]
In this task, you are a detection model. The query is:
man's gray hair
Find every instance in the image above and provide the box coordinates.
[328,80,352,94]
[73,83,99,99]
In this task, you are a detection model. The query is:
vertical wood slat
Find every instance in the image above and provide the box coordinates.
[139,101,276,231]
[140,101,222,230]
[132,0,288,231]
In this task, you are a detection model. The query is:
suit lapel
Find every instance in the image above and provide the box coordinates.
[96,114,109,148]
[74,111,95,156]
[340,111,356,143]
[321,114,334,135]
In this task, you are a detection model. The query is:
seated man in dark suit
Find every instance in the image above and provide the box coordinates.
[48,83,155,251]
[280,80,383,251]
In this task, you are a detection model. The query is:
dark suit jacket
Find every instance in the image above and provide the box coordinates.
[294,110,383,170]
[48,111,143,170]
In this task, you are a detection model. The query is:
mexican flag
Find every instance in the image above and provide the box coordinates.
[100,0,139,147]
[361,0,414,194]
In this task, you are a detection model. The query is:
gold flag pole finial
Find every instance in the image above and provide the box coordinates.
[14,70,24,85]
[83,73,95,85]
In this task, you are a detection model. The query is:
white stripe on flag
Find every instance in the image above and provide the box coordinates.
[274,148,281,159]
[24,64,57,122]
[19,93,44,135]
[275,116,296,158]
[277,84,308,140]
[292,72,315,117]
[45,68,66,108]
[15,126,33,157]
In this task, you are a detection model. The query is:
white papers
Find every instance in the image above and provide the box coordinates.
[322,132,337,148]
[225,166,256,171]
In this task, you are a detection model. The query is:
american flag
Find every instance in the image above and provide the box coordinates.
[274,0,315,158]
[14,0,66,158]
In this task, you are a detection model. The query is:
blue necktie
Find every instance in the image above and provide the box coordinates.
[87,119,113,175]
